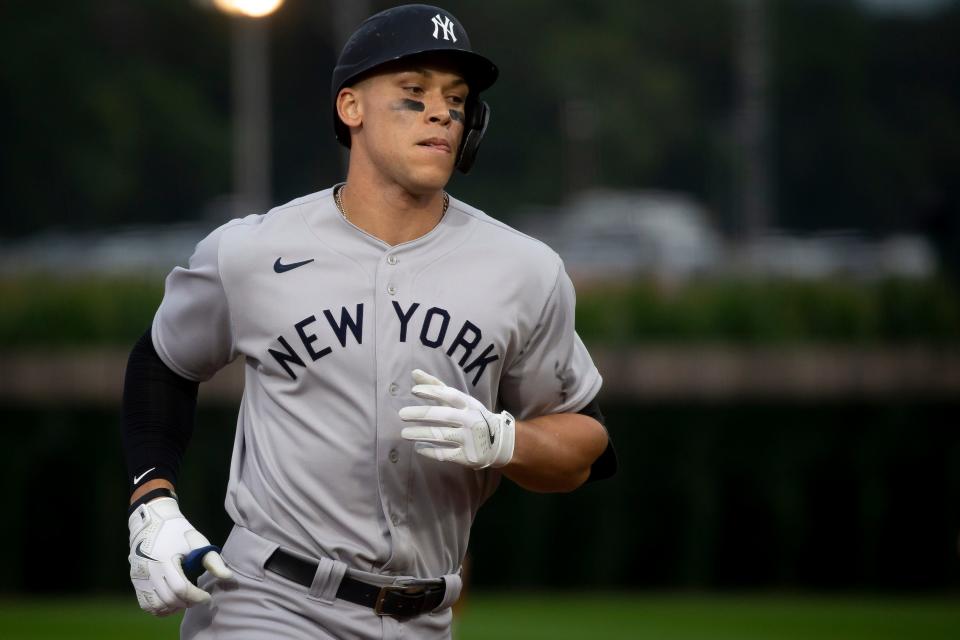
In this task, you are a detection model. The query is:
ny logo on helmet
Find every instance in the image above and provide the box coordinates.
[431,14,457,42]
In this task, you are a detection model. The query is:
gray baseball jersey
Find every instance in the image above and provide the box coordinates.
[152,185,602,580]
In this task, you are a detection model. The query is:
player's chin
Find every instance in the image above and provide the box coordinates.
[405,156,456,191]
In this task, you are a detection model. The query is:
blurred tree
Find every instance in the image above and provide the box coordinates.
[448,0,735,224]
[1,0,958,242]
[774,0,960,234]
[0,1,230,235]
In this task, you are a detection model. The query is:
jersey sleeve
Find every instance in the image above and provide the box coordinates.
[151,223,238,382]
[498,263,602,420]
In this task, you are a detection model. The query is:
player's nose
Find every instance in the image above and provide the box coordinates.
[424,94,452,126]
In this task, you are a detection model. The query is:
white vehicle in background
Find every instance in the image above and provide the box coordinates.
[731,231,936,280]
[518,188,936,283]
[519,188,723,282]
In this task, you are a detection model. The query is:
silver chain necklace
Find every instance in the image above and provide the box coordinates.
[334,184,449,220]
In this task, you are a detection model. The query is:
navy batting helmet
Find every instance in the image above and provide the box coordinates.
[331,4,498,174]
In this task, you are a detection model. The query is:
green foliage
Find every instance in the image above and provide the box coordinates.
[575,278,960,344]
[0,278,162,347]
[450,0,735,214]
[1,277,958,348]
[3,1,958,237]
[773,1,960,233]
[0,3,230,234]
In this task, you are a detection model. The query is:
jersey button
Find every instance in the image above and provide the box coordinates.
[391,513,400,526]
[387,284,397,295]
[389,383,399,396]
[389,449,400,463]
[387,255,398,265]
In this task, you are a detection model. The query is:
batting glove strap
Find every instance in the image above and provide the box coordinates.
[127,497,233,616]
[490,410,516,468]
[127,487,177,517]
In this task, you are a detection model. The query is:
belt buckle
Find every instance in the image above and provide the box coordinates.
[373,583,427,618]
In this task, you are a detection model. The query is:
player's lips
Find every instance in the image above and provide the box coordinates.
[416,137,452,153]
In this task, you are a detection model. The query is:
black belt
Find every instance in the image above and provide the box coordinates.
[264,548,446,619]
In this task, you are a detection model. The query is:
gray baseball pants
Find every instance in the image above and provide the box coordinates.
[181,525,461,640]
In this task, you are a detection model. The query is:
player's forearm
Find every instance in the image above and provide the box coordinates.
[122,329,198,497]
[502,412,608,493]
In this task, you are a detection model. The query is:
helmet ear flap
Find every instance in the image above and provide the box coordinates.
[456,99,490,174]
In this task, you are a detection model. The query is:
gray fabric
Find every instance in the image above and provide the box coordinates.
[153,185,602,597]
[182,526,453,640]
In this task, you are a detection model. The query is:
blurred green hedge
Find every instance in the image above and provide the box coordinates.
[1,277,959,347]
[0,277,163,347]
[576,278,960,345]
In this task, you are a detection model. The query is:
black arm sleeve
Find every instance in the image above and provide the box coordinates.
[121,328,199,495]
[577,395,618,483]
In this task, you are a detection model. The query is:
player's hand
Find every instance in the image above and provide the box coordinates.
[127,497,233,616]
[399,369,516,470]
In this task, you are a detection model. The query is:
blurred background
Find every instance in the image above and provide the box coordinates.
[1,0,959,638]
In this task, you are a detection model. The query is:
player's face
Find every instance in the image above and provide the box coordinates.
[352,61,469,193]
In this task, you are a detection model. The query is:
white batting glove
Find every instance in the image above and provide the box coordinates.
[128,497,233,616]
[399,369,516,470]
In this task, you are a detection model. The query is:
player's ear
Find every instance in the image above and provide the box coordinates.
[336,87,363,130]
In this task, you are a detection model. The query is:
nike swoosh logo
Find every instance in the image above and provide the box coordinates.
[481,415,495,445]
[133,467,156,485]
[135,540,158,562]
[274,257,315,273]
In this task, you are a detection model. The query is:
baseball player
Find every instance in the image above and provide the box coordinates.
[121,5,616,639]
